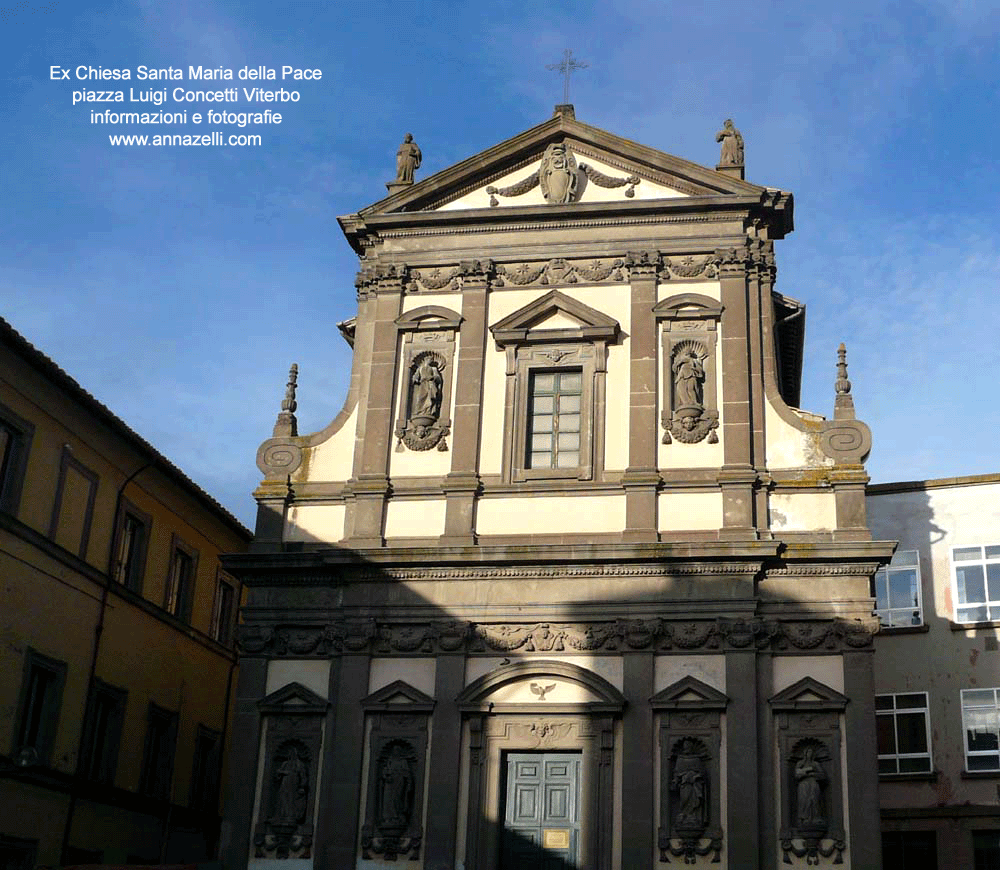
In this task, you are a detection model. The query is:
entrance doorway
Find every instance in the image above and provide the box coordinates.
[501,752,581,869]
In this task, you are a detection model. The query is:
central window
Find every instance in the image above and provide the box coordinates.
[527,370,582,469]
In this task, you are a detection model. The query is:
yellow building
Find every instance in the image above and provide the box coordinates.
[0,317,251,867]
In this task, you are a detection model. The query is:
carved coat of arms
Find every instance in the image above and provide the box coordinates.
[539,143,579,204]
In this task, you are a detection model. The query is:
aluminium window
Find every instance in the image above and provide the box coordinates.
[874,550,923,627]
[952,545,1000,623]
[164,535,198,622]
[79,679,127,784]
[876,692,932,774]
[962,688,1000,772]
[14,649,67,765]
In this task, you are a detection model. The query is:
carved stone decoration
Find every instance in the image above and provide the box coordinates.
[253,683,327,860]
[495,257,626,287]
[579,162,640,197]
[819,343,872,465]
[393,306,461,453]
[361,683,433,862]
[653,677,726,864]
[237,615,880,657]
[771,678,847,866]
[486,143,583,206]
[662,256,720,280]
[538,143,579,203]
[655,294,723,446]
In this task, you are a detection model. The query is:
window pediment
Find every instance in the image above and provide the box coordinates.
[490,290,619,346]
[768,677,848,712]
[257,681,329,715]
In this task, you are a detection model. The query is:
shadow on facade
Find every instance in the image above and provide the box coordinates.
[224,523,885,870]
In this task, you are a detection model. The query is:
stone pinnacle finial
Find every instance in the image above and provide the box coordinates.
[273,363,299,437]
[833,343,856,420]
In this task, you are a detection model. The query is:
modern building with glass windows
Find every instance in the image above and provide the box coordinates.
[868,474,1000,869]
[0,317,251,867]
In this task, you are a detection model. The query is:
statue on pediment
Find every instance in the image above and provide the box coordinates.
[395,133,422,184]
[715,119,744,167]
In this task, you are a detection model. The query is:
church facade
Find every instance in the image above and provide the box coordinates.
[221,107,893,870]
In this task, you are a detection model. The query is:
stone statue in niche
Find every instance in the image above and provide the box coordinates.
[661,736,719,864]
[378,743,415,829]
[273,744,308,825]
[397,351,450,451]
[794,746,827,829]
[255,739,313,859]
[715,119,744,167]
[671,738,708,831]
[663,341,718,445]
[673,348,706,409]
[362,739,422,861]
[411,356,444,422]
[539,142,579,204]
[395,133,422,184]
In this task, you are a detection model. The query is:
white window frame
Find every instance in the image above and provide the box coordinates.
[961,688,1000,772]
[876,691,933,775]
[951,545,1000,623]
[873,549,923,627]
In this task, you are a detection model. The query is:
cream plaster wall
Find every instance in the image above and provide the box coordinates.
[437,154,687,212]
[476,494,626,535]
[384,498,447,539]
[265,660,331,699]
[284,503,345,543]
[464,656,624,691]
[477,284,632,474]
[401,292,460,314]
[768,492,837,532]
[656,280,720,303]
[771,656,844,694]
[298,407,357,483]
[368,657,437,698]
[653,655,726,694]
[764,400,832,470]
[657,492,723,532]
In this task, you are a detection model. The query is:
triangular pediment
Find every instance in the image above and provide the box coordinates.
[257,681,329,715]
[769,676,848,712]
[490,290,619,345]
[361,679,435,713]
[348,109,782,220]
[650,675,728,710]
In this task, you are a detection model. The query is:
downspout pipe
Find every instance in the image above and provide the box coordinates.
[59,461,154,864]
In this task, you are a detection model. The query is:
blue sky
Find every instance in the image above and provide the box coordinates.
[3,0,1000,527]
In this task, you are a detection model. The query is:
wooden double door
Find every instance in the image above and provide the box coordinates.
[501,752,581,870]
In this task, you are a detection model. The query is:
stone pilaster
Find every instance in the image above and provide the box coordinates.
[440,260,493,545]
[320,653,372,867]
[726,650,760,868]
[347,265,406,546]
[843,649,882,870]
[717,248,756,538]
[622,251,660,542]
[423,655,466,870]
[621,652,654,867]
[220,657,268,870]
